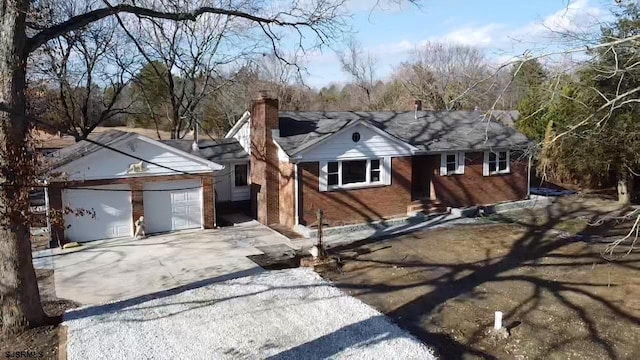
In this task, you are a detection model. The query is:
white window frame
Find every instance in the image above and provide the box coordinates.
[320,157,391,191]
[232,163,250,188]
[483,150,510,176]
[440,152,465,176]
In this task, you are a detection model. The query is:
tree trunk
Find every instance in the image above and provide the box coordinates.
[617,171,632,205]
[0,0,48,334]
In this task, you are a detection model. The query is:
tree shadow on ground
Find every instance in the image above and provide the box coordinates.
[318,199,640,359]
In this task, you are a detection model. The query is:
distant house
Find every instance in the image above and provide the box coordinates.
[225,95,533,229]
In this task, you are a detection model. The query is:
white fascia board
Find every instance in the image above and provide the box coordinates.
[225,111,251,138]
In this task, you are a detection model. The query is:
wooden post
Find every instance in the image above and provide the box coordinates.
[317,208,324,248]
[315,208,327,260]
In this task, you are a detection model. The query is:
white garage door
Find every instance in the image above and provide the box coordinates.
[62,184,132,242]
[143,179,203,234]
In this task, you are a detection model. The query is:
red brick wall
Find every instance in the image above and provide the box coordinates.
[250,95,280,225]
[279,161,296,228]
[49,173,216,243]
[299,157,413,227]
[430,152,528,207]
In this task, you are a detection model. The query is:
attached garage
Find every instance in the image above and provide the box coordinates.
[62,184,133,242]
[48,130,224,243]
[143,179,203,234]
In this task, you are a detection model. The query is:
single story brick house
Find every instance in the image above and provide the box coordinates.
[225,94,533,229]
[46,130,250,243]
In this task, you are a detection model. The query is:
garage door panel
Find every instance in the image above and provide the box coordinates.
[144,179,203,234]
[63,184,132,242]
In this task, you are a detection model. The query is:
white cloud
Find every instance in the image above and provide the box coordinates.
[515,0,605,37]
[435,23,505,47]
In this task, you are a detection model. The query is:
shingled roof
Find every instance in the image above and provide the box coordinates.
[47,130,135,169]
[275,111,531,155]
[48,130,247,172]
[162,138,249,162]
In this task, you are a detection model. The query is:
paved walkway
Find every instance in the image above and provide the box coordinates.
[63,269,436,360]
[32,217,294,305]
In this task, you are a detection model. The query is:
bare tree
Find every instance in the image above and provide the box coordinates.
[338,39,379,110]
[397,41,492,110]
[30,11,137,140]
[122,7,259,139]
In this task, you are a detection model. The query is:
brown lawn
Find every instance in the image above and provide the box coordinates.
[321,196,640,359]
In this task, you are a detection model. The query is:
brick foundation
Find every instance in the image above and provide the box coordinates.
[298,157,413,227]
[49,173,216,243]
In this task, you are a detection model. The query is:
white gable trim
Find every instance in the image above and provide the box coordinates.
[225,111,251,138]
[294,119,417,158]
[274,139,290,161]
[135,135,224,170]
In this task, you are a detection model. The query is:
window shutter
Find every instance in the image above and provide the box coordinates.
[440,153,447,176]
[319,161,328,191]
[382,157,392,185]
[483,151,490,176]
[457,151,465,174]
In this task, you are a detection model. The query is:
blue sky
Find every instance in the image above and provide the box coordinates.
[303,0,611,87]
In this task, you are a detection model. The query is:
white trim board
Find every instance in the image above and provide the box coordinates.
[225,111,251,138]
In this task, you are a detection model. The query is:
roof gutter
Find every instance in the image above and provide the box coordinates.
[411,144,533,155]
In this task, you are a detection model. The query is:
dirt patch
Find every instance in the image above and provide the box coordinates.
[1,269,78,360]
[322,197,640,359]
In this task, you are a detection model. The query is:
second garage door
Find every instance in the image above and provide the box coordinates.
[143,179,203,234]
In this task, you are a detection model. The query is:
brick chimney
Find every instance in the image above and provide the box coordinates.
[250,91,280,225]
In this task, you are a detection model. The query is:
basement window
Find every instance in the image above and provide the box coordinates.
[322,158,389,191]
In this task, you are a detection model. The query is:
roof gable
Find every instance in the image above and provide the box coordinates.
[293,119,417,160]
[50,130,223,181]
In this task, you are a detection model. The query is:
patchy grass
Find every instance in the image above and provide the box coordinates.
[321,196,640,359]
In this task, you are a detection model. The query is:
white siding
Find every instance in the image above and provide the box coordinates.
[299,124,413,161]
[214,162,250,203]
[214,168,232,202]
[233,120,251,155]
[57,138,212,181]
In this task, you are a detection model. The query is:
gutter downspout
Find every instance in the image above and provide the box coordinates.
[527,153,532,198]
[294,163,299,226]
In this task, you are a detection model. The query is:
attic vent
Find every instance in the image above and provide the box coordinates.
[352,132,361,143]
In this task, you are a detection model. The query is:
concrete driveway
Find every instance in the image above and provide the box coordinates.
[33,217,295,305]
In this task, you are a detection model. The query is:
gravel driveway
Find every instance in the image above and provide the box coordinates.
[63,268,435,359]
